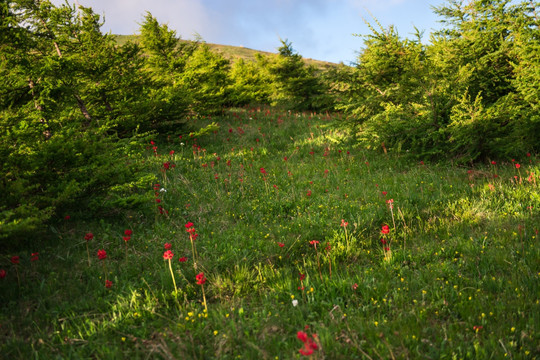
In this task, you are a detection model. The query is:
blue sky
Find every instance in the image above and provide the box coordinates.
[51,0,448,64]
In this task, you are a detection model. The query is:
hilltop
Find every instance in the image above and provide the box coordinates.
[114,35,339,70]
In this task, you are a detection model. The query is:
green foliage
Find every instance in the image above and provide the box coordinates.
[337,0,540,161]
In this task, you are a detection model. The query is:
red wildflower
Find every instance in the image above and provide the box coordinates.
[163,250,174,260]
[340,219,348,227]
[124,229,132,236]
[352,283,358,290]
[64,215,71,220]
[178,257,187,262]
[30,252,39,262]
[380,238,387,245]
[278,242,285,247]
[260,167,267,175]
[97,250,107,260]
[382,191,387,196]
[515,163,521,169]
[105,280,113,288]
[491,161,496,165]
[123,236,131,242]
[381,225,390,234]
[185,222,194,229]
[0,269,6,279]
[299,273,306,281]
[169,150,175,155]
[11,256,19,265]
[196,272,207,285]
[84,233,94,241]
[297,331,308,343]
[309,240,320,246]
[527,152,531,157]
[307,190,312,196]
[283,156,288,161]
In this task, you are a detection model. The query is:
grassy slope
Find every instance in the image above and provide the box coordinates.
[1,108,539,359]
[114,35,339,70]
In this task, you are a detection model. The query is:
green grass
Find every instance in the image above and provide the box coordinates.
[1,107,539,359]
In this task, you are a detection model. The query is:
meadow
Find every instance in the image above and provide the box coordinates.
[1,108,538,359]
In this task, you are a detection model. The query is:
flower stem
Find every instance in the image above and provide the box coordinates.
[201,284,208,313]
[86,242,91,267]
[190,236,198,270]
[168,259,178,293]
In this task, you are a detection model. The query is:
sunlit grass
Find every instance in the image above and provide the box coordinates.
[1,107,538,359]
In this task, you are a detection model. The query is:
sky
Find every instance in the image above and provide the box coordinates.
[50,0,449,64]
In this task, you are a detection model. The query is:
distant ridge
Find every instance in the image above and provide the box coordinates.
[113,35,338,70]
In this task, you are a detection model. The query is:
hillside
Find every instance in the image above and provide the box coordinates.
[113,35,339,70]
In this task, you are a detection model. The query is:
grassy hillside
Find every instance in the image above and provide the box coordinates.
[1,107,538,358]
[114,35,338,70]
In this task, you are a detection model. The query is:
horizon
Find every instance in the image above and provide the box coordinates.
[50,0,451,64]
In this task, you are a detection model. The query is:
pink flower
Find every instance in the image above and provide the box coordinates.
[163,250,174,260]
[97,250,107,260]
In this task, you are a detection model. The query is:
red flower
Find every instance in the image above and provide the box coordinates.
[515,163,521,169]
[185,222,194,229]
[31,252,39,262]
[309,240,319,246]
[283,156,288,161]
[0,269,6,279]
[491,161,496,165]
[84,233,94,241]
[105,280,113,288]
[278,242,285,248]
[382,191,387,196]
[381,225,390,234]
[178,257,187,262]
[169,150,175,155]
[11,256,19,265]
[299,273,306,281]
[260,167,267,175]
[124,229,133,236]
[297,331,308,343]
[164,243,172,250]
[64,215,71,220]
[526,152,531,157]
[306,190,312,197]
[196,272,207,285]
[352,283,358,290]
[97,250,107,260]
[380,238,387,245]
[163,250,174,260]
[123,236,131,242]
[340,219,348,227]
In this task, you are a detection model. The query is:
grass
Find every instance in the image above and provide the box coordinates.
[1,107,539,359]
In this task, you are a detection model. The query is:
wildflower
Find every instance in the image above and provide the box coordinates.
[515,163,521,169]
[30,252,39,262]
[124,229,132,236]
[283,156,288,161]
[97,250,107,260]
[292,299,298,307]
[381,225,390,234]
[260,167,267,175]
[196,272,207,285]
[185,222,194,229]
[309,240,319,246]
[299,273,306,281]
[382,191,387,196]
[297,331,308,343]
[105,280,113,288]
[11,256,20,265]
[473,325,483,332]
[64,215,71,220]
[163,250,174,260]
[340,219,348,227]
[123,236,131,242]
[164,243,172,250]
[352,283,358,290]
[169,150,174,155]
[84,233,94,241]
[527,152,531,157]
[178,257,187,262]
[0,269,6,279]
[277,242,285,248]
[491,161,496,165]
